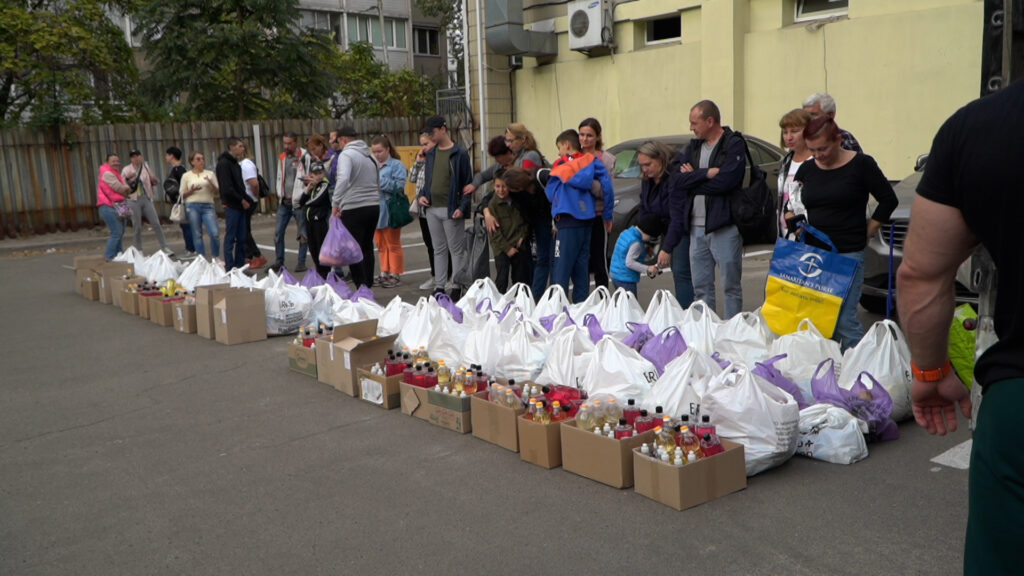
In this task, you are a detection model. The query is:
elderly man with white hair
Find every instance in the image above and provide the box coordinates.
[803,92,863,153]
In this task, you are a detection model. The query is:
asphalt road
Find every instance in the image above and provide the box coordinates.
[0,222,971,575]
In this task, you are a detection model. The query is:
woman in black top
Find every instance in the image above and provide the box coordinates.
[787,116,897,350]
[299,162,333,278]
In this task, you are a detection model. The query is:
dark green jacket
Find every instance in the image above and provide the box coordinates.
[488,198,528,255]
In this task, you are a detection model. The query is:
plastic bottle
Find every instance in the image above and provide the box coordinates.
[534,401,551,424]
[623,399,641,427]
[413,364,427,388]
[696,414,716,439]
[654,405,665,424]
[425,366,438,388]
[641,443,651,456]
[402,362,416,384]
[602,422,612,437]
[437,360,451,385]
[603,398,623,427]
[475,371,488,393]
[591,401,604,428]
[503,389,520,409]
[550,401,567,422]
[453,370,465,395]
[384,354,399,376]
[660,451,671,464]
[416,348,430,365]
[506,379,520,398]
[634,409,655,434]
[679,425,703,459]
[655,426,676,455]
[489,384,504,403]
[463,374,479,396]
[613,418,633,439]
[525,398,538,420]
[687,450,699,464]
[673,447,685,466]
[700,433,725,457]
[576,404,597,432]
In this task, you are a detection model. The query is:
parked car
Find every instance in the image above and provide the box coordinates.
[604,133,785,263]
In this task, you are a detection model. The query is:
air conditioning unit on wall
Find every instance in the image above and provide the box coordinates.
[568,0,613,52]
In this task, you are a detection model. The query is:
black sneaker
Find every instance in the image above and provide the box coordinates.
[447,288,462,301]
[269,263,283,273]
[294,263,307,273]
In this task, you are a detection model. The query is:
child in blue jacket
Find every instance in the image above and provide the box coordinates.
[610,213,665,296]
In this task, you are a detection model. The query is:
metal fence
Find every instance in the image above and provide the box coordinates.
[0,117,429,239]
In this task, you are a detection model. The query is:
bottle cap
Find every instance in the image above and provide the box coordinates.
[508,379,516,386]
[607,398,616,404]
[655,406,664,413]
[681,425,690,433]
[553,401,561,408]
[654,426,662,433]
[640,409,648,416]
[593,400,602,406]
[627,398,635,406]
[680,415,689,423]
[618,418,627,426]
[427,366,435,373]
[703,433,712,441]
[702,414,710,423]
[581,403,589,409]
[662,416,671,423]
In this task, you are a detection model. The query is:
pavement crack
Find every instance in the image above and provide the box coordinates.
[260,419,369,450]
[5,406,151,446]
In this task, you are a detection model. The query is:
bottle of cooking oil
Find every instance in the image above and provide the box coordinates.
[437,360,451,386]
[603,398,623,427]
[525,398,538,420]
[503,389,519,409]
[463,373,479,396]
[678,425,703,459]
[533,400,551,424]
[453,369,465,395]
[415,347,430,365]
[550,401,567,422]
[576,403,597,432]
[591,400,604,428]
[655,426,676,456]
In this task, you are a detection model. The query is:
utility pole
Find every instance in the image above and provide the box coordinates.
[377,0,390,69]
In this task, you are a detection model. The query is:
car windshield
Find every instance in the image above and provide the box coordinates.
[612,148,641,178]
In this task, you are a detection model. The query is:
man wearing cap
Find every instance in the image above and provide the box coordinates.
[122,149,174,256]
[331,126,381,288]
[417,115,472,299]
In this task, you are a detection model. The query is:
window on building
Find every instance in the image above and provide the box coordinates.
[644,15,681,45]
[348,15,406,49]
[795,0,849,22]
[300,10,343,42]
[414,27,440,56]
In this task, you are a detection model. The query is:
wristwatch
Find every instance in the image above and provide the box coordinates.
[911,359,953,382]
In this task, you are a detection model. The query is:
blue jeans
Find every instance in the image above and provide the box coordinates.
[690,224,743,318]
[187,202,220,258]
[223,206,248,270]
[99,205,124,260]
[531,215,553,298]
[670,233,694,308]
[180,222,195,253]
[274,202,308,267]
[552,224,592,303]
[613,280,638,296]
[833,250,865,352]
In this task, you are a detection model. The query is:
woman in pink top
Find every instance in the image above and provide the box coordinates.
[578,117,617,290]
[96,154,131,260]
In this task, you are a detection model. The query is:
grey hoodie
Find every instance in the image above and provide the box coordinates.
[331,140,380,211]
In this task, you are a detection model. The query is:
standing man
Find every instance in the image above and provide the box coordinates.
[416,115,472,300]
[897,82,1023,575]
[122,149,173,256]
[660,99,747,319]
[238,148,267,270]
[163,146,195,257]
[803,92,862,153]
[272,131,308,273]
[216,137,249,270]
[331,126,381,288]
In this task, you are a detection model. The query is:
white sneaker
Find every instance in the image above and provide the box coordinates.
[419,277,435,290]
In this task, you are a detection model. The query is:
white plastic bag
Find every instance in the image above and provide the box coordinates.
[840,319,913,422]
[226,265,255,288]
[532,284,570,321]
[581,336,659,401]
[702,366,800,476]
[397,298,442,351]
[714,310,773,368]
[644,289,686,334]
[570,285,611,321]
[462,314,507,375]
[195,258,228,287]
[114,246,147,277]
[496,319,549,382]
[176,257,210,292]
[536,325,595,389]
[458,277,502,314]
[602,287,645,338]
[497,283,535,318]
[641,347,725,419]
[143,251,180,283]
[796,404,869,465]
[678,300,721,356]
[309,285,346,327]
[769,318,842,403]
[428,307,471,367]
[265,280,313,335]
[377,296,413,337]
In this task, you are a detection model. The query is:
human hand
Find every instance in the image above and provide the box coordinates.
[911,372,972,435]
[484,211,499,233]
[604,220,613,233]
[418,196,430,207]
[506,247,518,257]
[680,163,694,173]
[707,167,720,179]
[242,199,251,210]
[646,265,660,278]
[332,206,342,218]
[657,250,671,269]
[462,184,476,195]
[452,209,464,220]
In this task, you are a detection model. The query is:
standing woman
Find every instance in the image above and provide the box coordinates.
[578,117,617,290]
[122,149,173,255]
[788,116,897,350]
[636,140,693,307]
[777,109,813,239]
[299,162,332,278]
[371,135,409,288]
[96,154,131,260]
[179,151,220,259]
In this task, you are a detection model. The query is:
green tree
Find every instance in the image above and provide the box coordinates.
[332,42,434,118]
[133,0,344,120]
[414,0,463,86]
[0,0,141,126]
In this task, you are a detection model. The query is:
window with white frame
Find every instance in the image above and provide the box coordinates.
[300,10,343,42]
[413,27,440,56]
[348,15,406,49]
[644,15,681,46]
[795,0,849,22]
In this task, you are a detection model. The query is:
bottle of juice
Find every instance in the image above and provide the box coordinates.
[696,414,716,439]
[613,418,633,439]
[463,374,479,396]
[413,364,427,388]
[623,399,641,427]
[634,409,655,433]
[437,360,451,385]
[550,401,567,422]
[534,400,551,424]
[402,362,415,384]
[425,366,438,389]
[655,426,676,455]
[700,433,725,457]
[603,398,623,427]
[679,425,703,459]
[576,403,597,432]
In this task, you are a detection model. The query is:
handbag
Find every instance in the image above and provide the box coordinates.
[387,189,414,228]
[113,201,132,220]
[169,197,186,223]
[762,222,860,338]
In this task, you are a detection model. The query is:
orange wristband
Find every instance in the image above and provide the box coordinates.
[910,359,953,382]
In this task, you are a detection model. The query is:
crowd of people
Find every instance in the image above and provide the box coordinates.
[94,91,896,351]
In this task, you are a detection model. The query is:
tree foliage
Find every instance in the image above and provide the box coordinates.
[332,42,435,118]
[133,0,345,120]
[0,0,141,126]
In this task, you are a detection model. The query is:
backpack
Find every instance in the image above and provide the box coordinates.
[163,164,185,203]
[726,132,776,245]
[257,173,270,199]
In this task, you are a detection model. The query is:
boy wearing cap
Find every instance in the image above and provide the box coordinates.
[610,213,665,296]
[416,115,473,299]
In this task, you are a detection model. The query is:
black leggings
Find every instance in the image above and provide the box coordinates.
[341,205,379,289]
[589,217,608,289]
[306,207,331,278]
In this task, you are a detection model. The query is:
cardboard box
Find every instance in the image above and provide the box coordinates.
[288,343,318,378]
[149,296,183,327]
[81,276,100,301]
[173,302,197,333]
[632,440,747,511]
[400,381,472,434]
[518,415,565,469]
[560,421,656,489]
[357,368,402,409]
[110,275,145,308]
[212,288,267,345]
[121,290,140,315]
[96,262,134,304]
[314,320,397,397]
[471,392,524,452]
[137,291,162,319]
[195,284,232,339]
[72,255,106,295]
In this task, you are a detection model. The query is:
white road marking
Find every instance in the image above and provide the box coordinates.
[930,439,972,470]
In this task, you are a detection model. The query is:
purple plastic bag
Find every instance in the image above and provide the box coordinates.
[621,322,655,351]
[583,313,605,344]
[811,359,899,442]
[319,216,363,267]
[434,293,464,323]
[640,326,688,375]
[350,284,376,303]
[540,310,575,333]
[498,301,520,322]
[279,268,299,285]
[299,269,325,290]
[325,270,353,299]
[753,354,810,409]
[710,352,732,370]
